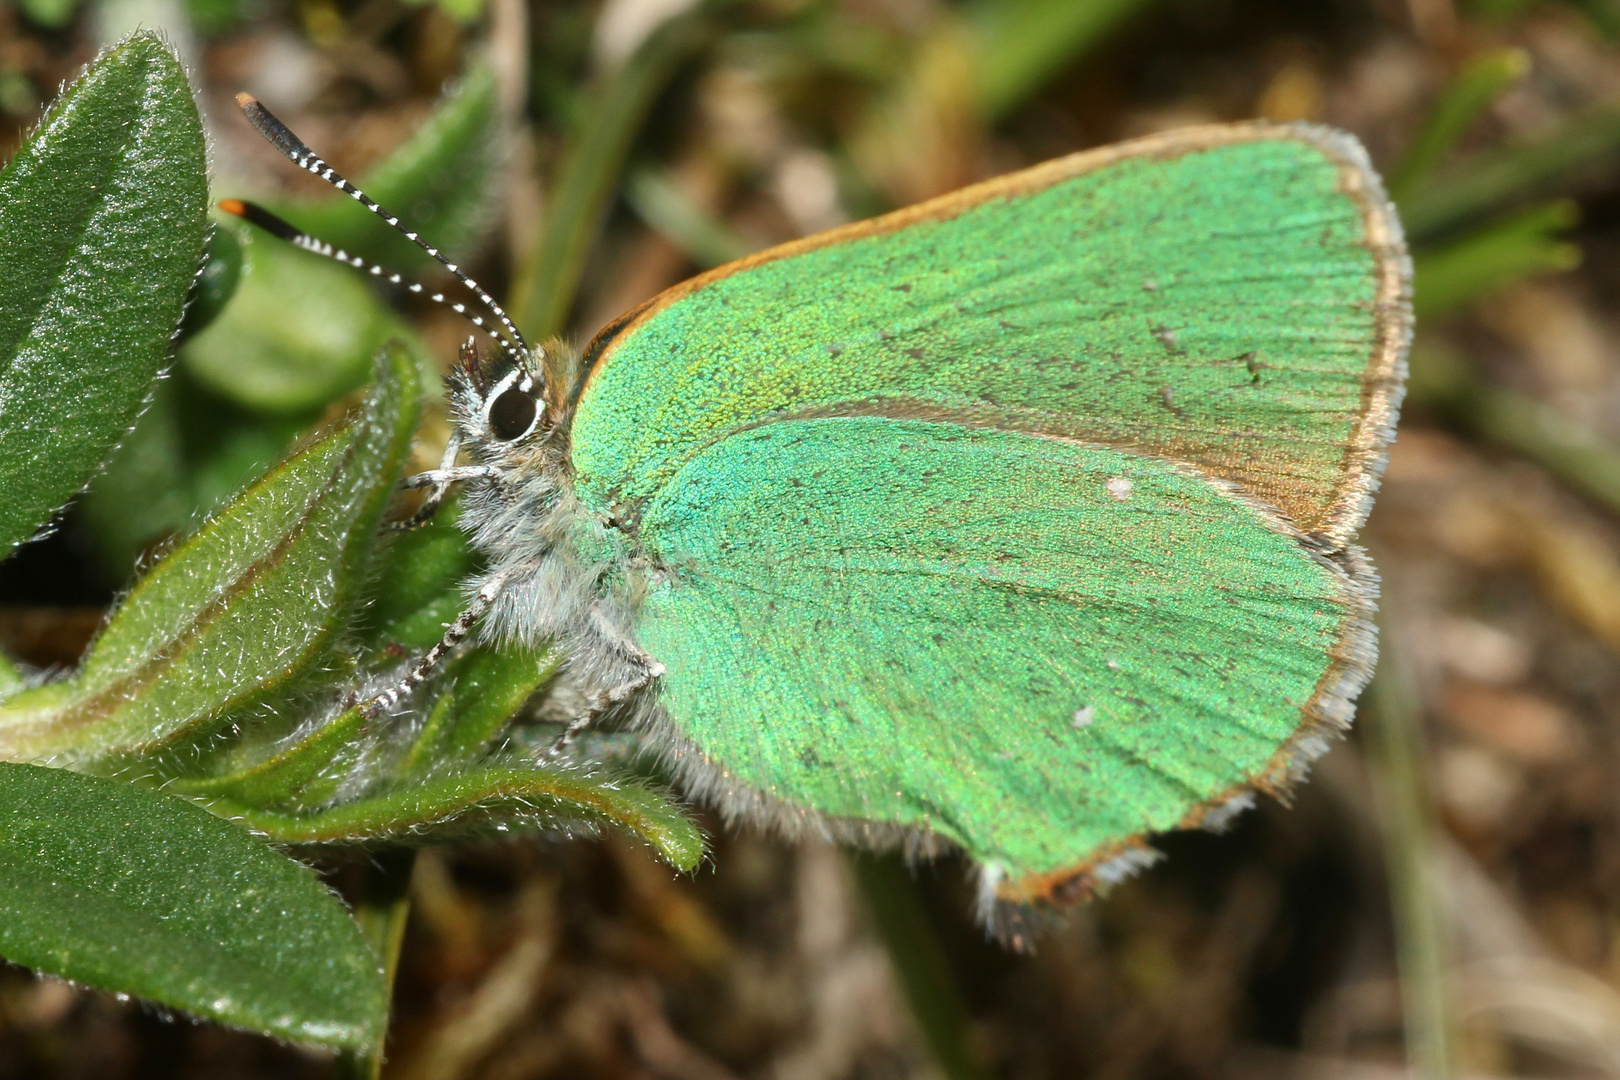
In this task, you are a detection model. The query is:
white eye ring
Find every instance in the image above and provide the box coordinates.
[482,369,541,442]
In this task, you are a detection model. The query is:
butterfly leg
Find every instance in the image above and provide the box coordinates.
[361,568,511,719]
[392,337,514,531]
[400,462,502,494]
[391,431,464,531]
[395,415,510,532]
[395,469,507,534]
[390,462,503,531]
[541,610,664,761]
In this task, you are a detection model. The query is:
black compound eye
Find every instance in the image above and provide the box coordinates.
[487,385,539,441]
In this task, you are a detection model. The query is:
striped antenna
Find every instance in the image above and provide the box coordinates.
[233,92,536,367]
[219,198,516,349]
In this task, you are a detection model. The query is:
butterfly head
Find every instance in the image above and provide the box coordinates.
[448,337,571,468]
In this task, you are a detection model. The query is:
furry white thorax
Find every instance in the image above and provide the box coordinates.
[444,350,658,723]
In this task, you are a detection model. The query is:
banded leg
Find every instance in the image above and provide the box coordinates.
[362,570,511,719]
[400,462,502,490]
[542,611,665,760]
[393,430,465,532]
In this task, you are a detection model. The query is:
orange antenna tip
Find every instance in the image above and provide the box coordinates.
[235,91,257,108]
[217,198,248,217]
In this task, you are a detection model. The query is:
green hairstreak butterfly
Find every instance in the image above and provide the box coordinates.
[228,100,1410,930]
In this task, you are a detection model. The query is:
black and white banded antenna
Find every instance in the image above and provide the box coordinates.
[226,92,537,370]
[217,197,524,368]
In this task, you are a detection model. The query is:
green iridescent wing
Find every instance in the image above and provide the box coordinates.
[632,418,1372,901]
[567,123,1409,904]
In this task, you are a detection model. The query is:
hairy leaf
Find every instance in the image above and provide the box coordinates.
[0,762,386,1050]
[173,702,369,808]
[0,345,420,763]
[401,644,560,775]
[210,765,706,872]
[355,498,479,654]
[79,375,313,581]
[0,32,207,553]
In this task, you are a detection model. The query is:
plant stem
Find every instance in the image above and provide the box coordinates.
[1361,623,1454,1080]
[1409,343,1620,519]
[511,8,720,341]
[335,847,417,1080]
[1399,103,1620,241]
[849,853,991,1080]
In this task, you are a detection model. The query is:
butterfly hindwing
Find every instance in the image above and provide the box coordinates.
[632,417,1369,896]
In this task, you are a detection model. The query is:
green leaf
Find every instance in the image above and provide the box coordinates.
[79,375,312,581]
[177,225,244,342]
[0,32,208,554]
[76,377,190,580]
[1400,103,1620,241]
[513,7,722,338]
[17,0,81,29]
[184,0,256,35]
[1389,47,1530,203]
[401,643,560,776]
[179,221,416,414]
[625,166,754,269]
[1412,200,1581,317]
[205,765,706,871]
[184,67,494,415]
[969,0,1163,120]
[0,761,387,1050]
[279,62,501,273]
[0,344,421,763]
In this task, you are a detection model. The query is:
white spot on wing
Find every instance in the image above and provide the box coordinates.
[1071,705,1094,729]
[1106,477,1133,501]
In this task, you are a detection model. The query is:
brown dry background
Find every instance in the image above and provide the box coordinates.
[4,0,1620,1077]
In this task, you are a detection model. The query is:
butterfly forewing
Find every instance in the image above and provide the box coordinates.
[572,123,1406,546]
